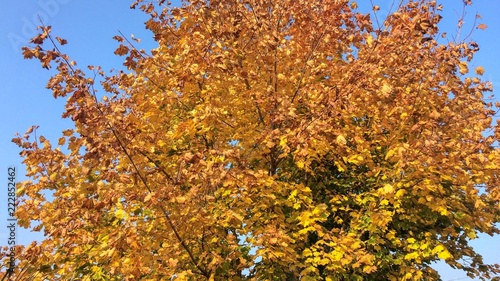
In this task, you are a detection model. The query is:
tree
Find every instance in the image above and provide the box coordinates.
[3,0,500,280]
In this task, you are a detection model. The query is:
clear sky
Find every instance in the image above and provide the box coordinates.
[0,1,499,280]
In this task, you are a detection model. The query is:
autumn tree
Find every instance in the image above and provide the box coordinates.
[3,0,500,280]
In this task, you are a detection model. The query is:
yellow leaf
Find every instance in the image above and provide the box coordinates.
[381,83,392,96]
[363,265,377,273]
[347,154,363,165]
[459,61,468,75]
[379,184,393,195]
[404,252,419,260]
[436,246,452,260]
[395,189,406,199]
[475,66,485,75]
[279,136,287,147]
[336,135,347,146]
[386,231,395,240]
[115,209,128,220]
[385,148,396,160]
[366,35,373,47]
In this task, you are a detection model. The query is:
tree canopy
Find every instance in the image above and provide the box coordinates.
[3,0,500,280]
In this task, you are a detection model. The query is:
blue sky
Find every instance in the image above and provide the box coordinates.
[0,1,499,280]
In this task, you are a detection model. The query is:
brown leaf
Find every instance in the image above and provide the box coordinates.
[56,37,68,45]
[477,23,487,30]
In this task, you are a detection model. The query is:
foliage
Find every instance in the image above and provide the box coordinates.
[3,0,500,280]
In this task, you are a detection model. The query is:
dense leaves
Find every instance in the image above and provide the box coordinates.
[3,0,500,280]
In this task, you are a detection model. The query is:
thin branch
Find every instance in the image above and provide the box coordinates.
[117,30,150,60]
[42,29,210,278]
[291,28,326,103]
[91,91,210,278]
[98,101,210,278]
[369,0,382,31]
